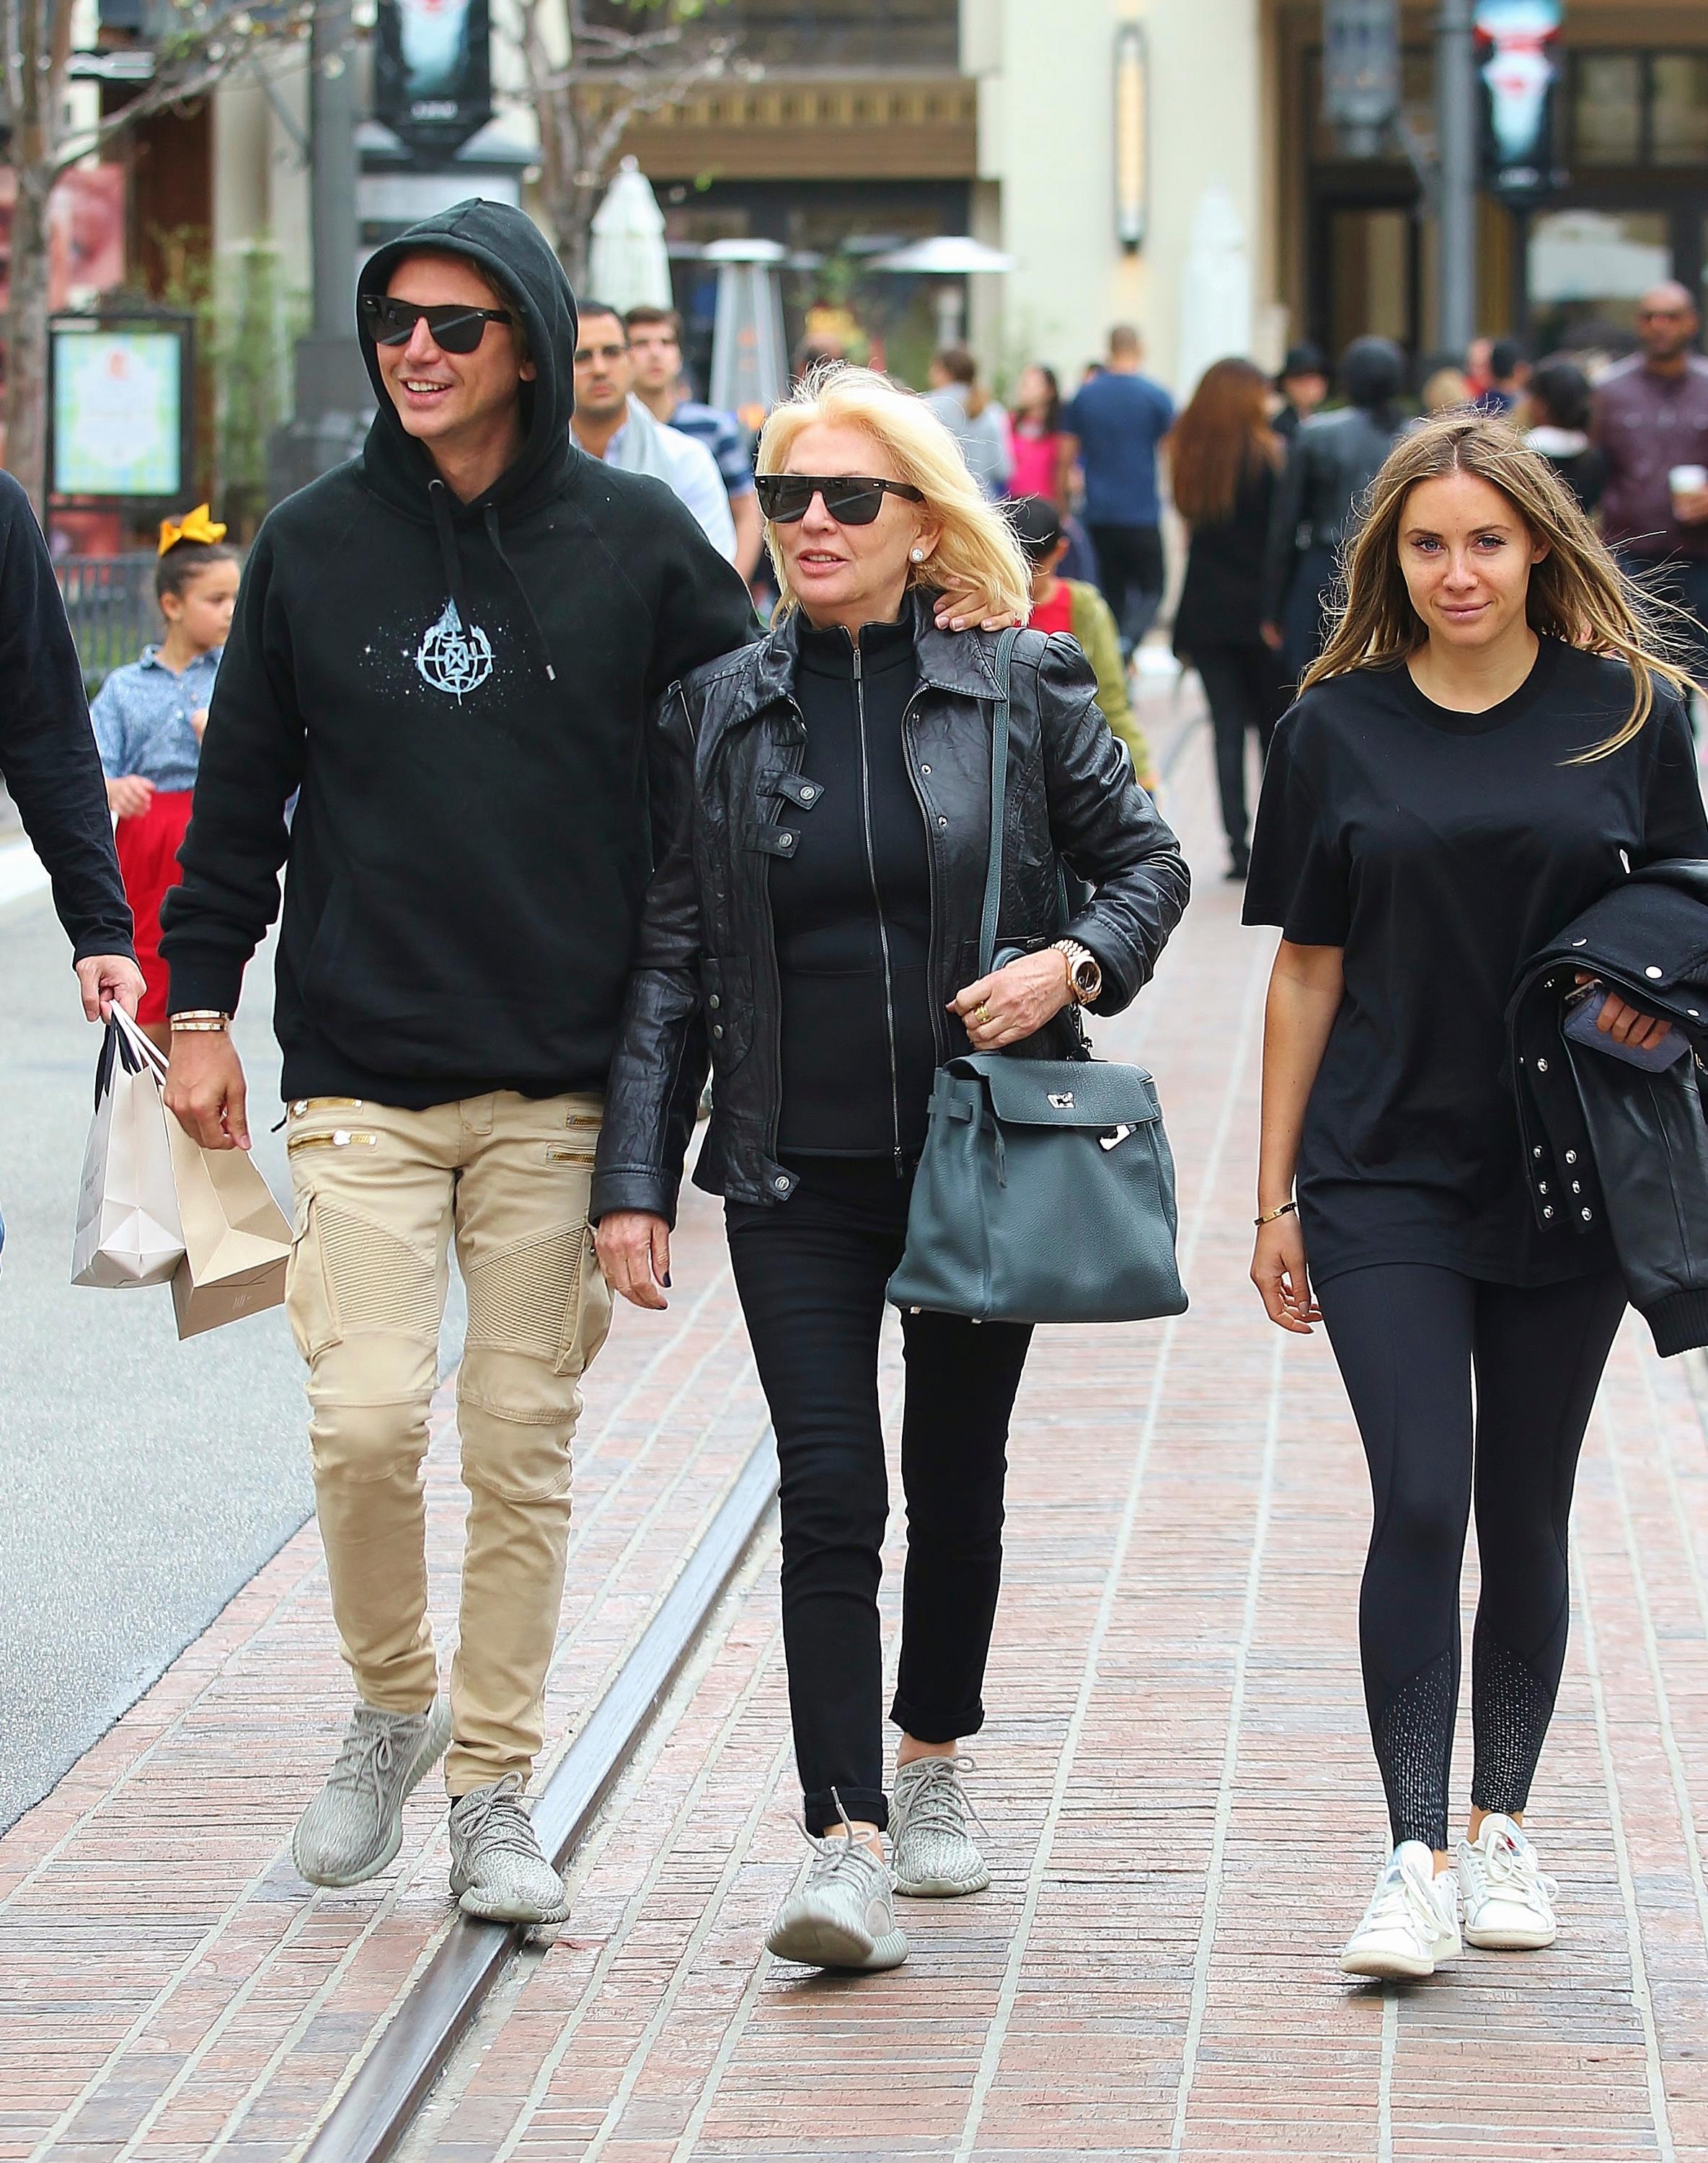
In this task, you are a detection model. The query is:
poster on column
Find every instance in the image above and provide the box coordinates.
[1475,0,1566,200]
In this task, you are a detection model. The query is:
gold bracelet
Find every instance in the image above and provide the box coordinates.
[1254,1200,1298,1227]
[169,1011,231,1033]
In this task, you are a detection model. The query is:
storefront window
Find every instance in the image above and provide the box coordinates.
[1527,208,1671,356]
[1652,54,1708,167]
[1571,54,1643,165]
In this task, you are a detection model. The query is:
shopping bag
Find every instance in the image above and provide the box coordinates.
[163,1112,291,1339]
[71,1009,185,1288]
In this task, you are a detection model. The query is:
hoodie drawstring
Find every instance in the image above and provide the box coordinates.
[483,503,557,684]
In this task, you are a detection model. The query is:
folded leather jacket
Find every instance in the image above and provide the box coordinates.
[1507,857,1708,1356]
[590,599,1191,1224]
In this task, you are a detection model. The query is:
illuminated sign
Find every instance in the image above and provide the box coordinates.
[1475,0,1565,198]
[49,320,188,500]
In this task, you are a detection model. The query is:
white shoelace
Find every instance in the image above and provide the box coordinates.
[1363,1857,1451,1945]
[800,1792,890,1891]
[1472,1827,1557,1908]
[895,1754,984,1844]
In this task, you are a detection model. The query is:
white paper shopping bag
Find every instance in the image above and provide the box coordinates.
[71,1009,185,1288]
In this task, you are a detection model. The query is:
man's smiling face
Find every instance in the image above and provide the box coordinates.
[376,252,534,452]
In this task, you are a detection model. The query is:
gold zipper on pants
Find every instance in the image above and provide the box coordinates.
[287,1129,379,1154]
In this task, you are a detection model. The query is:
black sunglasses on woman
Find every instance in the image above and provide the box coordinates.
[756,474,926,526]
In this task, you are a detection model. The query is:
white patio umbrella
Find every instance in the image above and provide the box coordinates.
[588,157,673,315]
[870,235,1014,348]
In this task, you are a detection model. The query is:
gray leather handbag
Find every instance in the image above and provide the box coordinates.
[885,629,1187,1327]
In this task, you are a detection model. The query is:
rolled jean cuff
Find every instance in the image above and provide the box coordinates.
[802,1782,888,1836]
[889,1691,985,1746]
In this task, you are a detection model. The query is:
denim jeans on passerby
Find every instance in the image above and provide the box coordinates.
[284,1090,612,1795]
[725,1155,1032,1834]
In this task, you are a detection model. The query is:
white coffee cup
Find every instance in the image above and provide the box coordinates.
[1670,464,1708,498]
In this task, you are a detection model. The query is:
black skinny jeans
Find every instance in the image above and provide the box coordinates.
[1317,1263,1627,1852]
[1087,522,1165,654]
[726,1156,1032,1834]
[1193,645,1288,860]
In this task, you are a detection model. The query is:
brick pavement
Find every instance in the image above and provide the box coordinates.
[8,685,1708,2161]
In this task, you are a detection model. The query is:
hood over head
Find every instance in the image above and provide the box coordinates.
[356,197,578,521]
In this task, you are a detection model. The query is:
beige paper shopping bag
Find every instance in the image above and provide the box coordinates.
[163,1116,292,1339]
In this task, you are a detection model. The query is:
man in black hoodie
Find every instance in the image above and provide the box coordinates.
[161,200,754,1923]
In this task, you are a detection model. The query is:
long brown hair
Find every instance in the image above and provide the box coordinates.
[1303,410,1699,758]
[1169,358,1281,526]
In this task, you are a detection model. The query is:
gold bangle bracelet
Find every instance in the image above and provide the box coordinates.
[169,1016,230,1033]
[1253,1200,1298,1227]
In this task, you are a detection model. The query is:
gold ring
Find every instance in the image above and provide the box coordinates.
[973,1003,991,1025]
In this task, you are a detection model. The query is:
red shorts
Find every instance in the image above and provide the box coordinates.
[113,789,193,1025]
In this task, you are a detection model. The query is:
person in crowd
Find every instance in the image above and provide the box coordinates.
[1595,280,1708,693]
[1006,363,1066,503]
[569,301,738,559]
[624,304,764,582]
[91,508,239,1049]
[1523,358,1605,514]
[160,201,758,1929]
[1421,363,1474,415]
[1245,411,1707,1981]
[592,366,1189,1977]
[1169,360,1289,880]
[1262,335,1407,686]
[924,344,1011,501]
[792,331,847,387]
[1008,494,1157,789]
[1465,335,1495,400]
[1061,324,1176,657]
[1474,336,1530,415]
[0,469,141,1027]
[1273,342,1330,442]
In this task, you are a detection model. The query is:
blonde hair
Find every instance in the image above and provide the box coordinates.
[1304,410,1699,758]
[757,364,1031,623]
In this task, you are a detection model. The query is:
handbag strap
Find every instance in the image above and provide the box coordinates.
[978,626,1022,978]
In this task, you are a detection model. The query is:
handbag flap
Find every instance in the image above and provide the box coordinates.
[956,1053,1161,1128]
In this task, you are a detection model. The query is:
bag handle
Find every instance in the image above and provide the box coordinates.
[977,626,1022,978]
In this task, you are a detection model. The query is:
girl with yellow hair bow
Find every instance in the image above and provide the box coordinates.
[89,506,242,1046]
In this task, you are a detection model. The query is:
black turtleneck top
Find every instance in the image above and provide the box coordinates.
[771,614,939,1158]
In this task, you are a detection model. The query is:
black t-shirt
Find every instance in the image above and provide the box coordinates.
[771,616,938,1156]
[1243,638,1708,1286]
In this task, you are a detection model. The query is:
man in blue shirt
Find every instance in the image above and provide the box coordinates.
[1061,326,1175,656]
[626,305,763,581]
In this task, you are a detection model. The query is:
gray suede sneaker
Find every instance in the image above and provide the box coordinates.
[766,1828,908,1972]
[889,1753,991,1898]
[292,1699,451,1888]
[448,1773,570,1924]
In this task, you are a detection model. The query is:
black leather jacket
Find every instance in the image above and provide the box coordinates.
[1508,859,1708,1356]
[1261,404,1400,622]
[590,602,1190,1223]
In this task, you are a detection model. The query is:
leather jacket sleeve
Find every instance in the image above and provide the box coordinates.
[590,686,709,1227]
[1034,634,1191,1012]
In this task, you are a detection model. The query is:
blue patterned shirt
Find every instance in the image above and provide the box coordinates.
[668,399,755,498]
[90,644,222,794]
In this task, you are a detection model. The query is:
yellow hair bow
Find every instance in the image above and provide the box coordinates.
[158,503,227,554]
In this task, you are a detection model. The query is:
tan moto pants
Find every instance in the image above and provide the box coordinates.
[284,1090,612,1795]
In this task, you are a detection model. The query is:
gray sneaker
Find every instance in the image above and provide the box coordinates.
[889,1753,991,1898]
[448,1773,570,1924]
[293,1698,451,1888]
[766,1829,908,1971]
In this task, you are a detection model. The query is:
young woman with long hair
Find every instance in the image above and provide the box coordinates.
[1170,358,1289,878]
[1244,411,1707,1978]
[1006,363,1066,503]
[594,366,1188,1975]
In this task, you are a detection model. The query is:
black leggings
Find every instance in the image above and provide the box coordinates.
[726,1157,1032,1834]
[1316,1264,1627,1852]
[1192,645,1288,859]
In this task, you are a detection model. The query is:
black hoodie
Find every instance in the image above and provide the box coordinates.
[161,198,756,1106]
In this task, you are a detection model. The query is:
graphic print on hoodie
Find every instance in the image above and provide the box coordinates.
[161,197,756,1107]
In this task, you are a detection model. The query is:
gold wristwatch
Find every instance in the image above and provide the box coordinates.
[1053,939,1102,1005]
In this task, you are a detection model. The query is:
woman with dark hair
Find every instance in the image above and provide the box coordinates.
[1170,358,1289,878]
[1262,336,1408,686]
[1006,363,1065,503]
[1523,358,1605,514]
[1246,411,1707,1978]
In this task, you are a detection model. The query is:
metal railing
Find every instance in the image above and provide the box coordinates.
[56,553,159,690]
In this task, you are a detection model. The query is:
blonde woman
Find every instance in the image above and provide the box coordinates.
[1244,412,1708,1978]
[593,366,1188,1973]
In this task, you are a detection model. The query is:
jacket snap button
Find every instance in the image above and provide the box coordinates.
[1536,1056,1549,1073]
[1533,1146,1543,1159]
[921,764,931,775]
[708,994,720,1009]
[1565,1149,1576,1164]
[712,1024,724,1039]
[1582,1208,1593,1222]
[1647,965,1664,979]
[801,786,815,800]
[1539,1181,1548,1195]
[774,1175,789,1191]
[937,815,948,828]
[779,833,794,848]
[1571,1180,1581,1193]
[1544,1206,1555,1219]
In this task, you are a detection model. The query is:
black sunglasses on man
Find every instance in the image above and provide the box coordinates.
[359,292,515,355]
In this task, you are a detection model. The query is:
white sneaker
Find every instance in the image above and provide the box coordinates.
[1458,1815,1558,1950]
[1340,1841,1462,1980]
[889,1755,990,1898]
[766,1828,908,1972]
